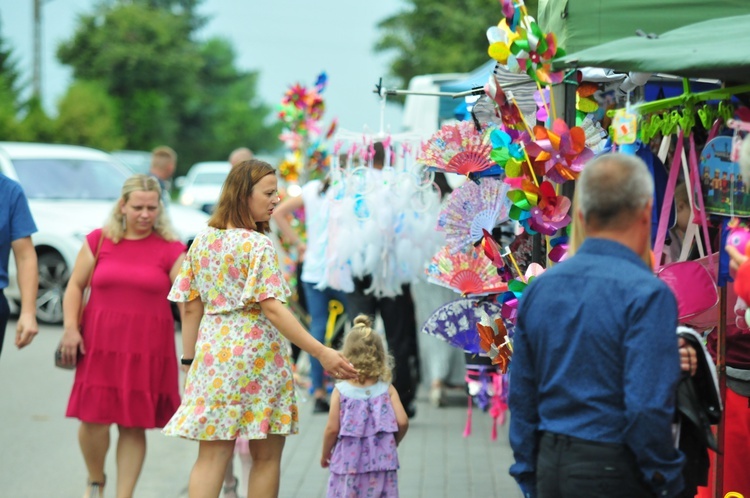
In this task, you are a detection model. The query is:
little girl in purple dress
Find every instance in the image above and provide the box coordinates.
[320,315,410,497]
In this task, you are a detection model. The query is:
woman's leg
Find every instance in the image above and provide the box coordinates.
[115,426,146,498]
[301,282,329,401]
[78,422,110,485]
[247,436,285,498]
[188,440,236,498]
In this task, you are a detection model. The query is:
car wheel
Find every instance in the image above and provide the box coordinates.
[36,251,69,324]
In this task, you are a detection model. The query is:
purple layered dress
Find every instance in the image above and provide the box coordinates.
[327,381,400,497]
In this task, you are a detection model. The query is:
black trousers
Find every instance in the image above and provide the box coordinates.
[347,277,419,408]
[537,432,655,498]
[0,290,9,359]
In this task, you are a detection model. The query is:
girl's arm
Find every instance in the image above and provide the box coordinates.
[259,298,357,378]
[388,384,409,445]
[181,297,204,372]
[321,388,341,467]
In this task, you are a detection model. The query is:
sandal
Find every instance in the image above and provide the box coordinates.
[222,475,239,498]
[83,475,105,498]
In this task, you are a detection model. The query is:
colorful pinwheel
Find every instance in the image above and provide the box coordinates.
[477,312,513,372]
[525,119,594,184]
[496,262,545,324]
[489,128,525,170]
[534,87,551,124]
[509,21,566,85]
[507,180,571,236]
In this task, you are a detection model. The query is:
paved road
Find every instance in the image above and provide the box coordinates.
[0,321,521,498]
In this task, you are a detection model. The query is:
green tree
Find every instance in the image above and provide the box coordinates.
[18,98,55,142]
[55,80,126,150]
[57,3,201,150]
[0,24,24,138]
[175,37,281,172]
[375,0,538,88]
[56,1,279,169]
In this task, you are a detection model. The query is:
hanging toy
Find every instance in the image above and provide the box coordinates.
[611,108,638,145]
[727,220,750,256]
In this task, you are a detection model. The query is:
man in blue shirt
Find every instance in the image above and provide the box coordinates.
[509,153,685,498]
[0,173,39,358]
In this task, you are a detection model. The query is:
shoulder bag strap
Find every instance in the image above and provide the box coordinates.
[77,231,106,325]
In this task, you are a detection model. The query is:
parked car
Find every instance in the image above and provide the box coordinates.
[0,142,209,324]
[177,161,231,214]
[111,150,152,175]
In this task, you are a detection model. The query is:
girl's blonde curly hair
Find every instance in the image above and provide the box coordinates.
[341,314,393,384]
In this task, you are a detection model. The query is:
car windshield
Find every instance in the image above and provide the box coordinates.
[112,152,151,174]
[13,158,129,200]
[193,172,228,185]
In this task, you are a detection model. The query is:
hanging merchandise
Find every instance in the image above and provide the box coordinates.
[701,136,748,217]
[277,72,337,183]
[421,298,505,355]
[438,177,512,254]
[416,120,495,176]
[425,245,508,297]
[318,137,443,298]
[611,108,638,145]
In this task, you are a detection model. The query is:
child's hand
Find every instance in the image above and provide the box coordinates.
[320,454,330,468]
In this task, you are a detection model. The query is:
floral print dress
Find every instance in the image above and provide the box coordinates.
[163,227,298,441]
[328,381,400,497]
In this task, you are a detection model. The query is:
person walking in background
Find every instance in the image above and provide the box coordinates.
[273,175,349,413]
[321,315,408,498]
[346,142,419,418]
[59,174,186,498]
[229,147,254,167]
[0,173,39,358]
[149,145,178,203]
[163,160,356,498]
[509,153,685,498]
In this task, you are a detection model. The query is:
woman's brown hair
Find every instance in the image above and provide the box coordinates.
[208,159,275,232]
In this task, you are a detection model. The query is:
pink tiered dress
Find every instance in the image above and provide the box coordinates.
[328,381,400,497]
[66,229,185,428]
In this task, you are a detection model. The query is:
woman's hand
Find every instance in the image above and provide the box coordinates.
[59,327,84,366]
[726,245,749,273]
[317,347,358,380]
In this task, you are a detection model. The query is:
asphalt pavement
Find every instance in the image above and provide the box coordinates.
[0,320,521,498]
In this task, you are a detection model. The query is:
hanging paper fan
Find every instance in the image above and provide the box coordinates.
[421,298,504,355]
[426,245,508,296]
[417,121,494,175]
[476,311,513,373]
[438,177,511,253]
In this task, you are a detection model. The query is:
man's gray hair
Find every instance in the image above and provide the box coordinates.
[577,153,654,228]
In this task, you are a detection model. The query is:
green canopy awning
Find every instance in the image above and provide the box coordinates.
[552,14,750,82]
[539,0,748,55]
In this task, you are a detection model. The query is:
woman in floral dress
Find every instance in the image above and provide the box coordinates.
[164,160,357,498]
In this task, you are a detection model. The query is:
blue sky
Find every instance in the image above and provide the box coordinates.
[1,0,406,140]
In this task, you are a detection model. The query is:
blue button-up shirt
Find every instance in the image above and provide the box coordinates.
[509,238,685,498]
[1,174,37,289]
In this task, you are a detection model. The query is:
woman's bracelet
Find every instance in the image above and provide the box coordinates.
[180,356,194,365]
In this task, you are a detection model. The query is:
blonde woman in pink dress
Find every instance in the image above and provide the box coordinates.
[164,160,357,498]
[60,175,186,498]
